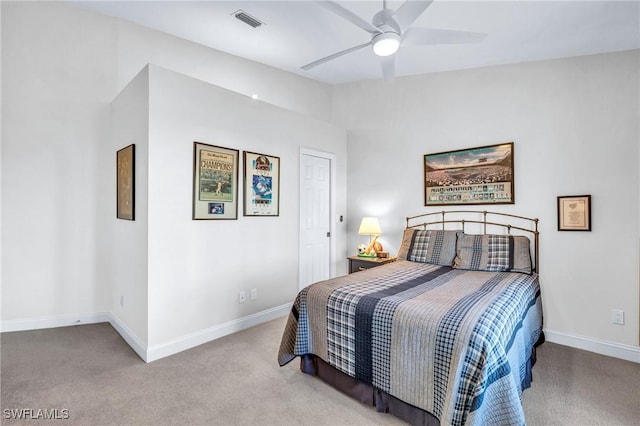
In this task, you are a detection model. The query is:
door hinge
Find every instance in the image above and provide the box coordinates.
[326,232,331,237]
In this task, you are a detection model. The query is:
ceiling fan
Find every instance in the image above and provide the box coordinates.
[301,0,486,81]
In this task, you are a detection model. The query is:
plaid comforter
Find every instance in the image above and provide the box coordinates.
[278,260,543,426]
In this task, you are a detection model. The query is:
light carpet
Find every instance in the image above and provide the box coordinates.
[2,317,638,425]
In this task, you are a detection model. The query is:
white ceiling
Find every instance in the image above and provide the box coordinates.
[70,0,640,84]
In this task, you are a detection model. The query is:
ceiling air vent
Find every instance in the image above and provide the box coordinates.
[233,10,264,28]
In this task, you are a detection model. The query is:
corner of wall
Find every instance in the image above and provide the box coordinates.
[107,65,151,346]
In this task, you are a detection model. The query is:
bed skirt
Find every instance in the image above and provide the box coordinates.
[300,354,440,425]
[299,333,543,426]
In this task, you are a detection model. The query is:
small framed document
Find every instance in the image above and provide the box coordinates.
[557,195,591,231]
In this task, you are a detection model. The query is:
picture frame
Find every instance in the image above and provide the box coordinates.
[193,141,239,220]
[557,195,591,231]
[243,151,280,216]
[424,142,514,206]
[116,144,135,220]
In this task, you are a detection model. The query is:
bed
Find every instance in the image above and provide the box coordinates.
[278,211,544,425]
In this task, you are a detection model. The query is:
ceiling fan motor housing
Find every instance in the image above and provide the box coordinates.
[372,9,401,33]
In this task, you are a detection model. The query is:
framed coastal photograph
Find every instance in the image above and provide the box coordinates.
[424,142,514,206]
[116,144,135,220]
[557,195,591,231]
[192,142,239,220]
[243,151,280,216]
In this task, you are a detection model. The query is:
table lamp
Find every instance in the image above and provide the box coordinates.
[358,217,382,257]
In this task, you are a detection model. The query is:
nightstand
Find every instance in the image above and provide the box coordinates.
[348,255,397,274]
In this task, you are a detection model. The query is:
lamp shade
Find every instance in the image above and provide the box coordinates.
[358,217,382,236]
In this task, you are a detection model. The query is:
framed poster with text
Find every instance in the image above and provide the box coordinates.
[424,142,514,206]
[192,142,239,220]
[243,151,280,216]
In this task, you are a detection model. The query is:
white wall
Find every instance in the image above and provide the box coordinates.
[108,67,150,345]
[332,50,640,350]
[2,2,117,324]
[1,3,4,314]
[104,64,347,359]
[146,65,346,348]
[1,2,336,336]
[115,19,332,124]
[2,1,638,361]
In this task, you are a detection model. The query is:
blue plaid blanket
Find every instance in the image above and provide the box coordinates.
[278,260,543,426]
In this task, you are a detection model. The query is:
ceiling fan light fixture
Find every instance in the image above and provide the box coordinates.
[372,32,401,57]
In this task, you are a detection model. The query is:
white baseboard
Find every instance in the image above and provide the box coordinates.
[544,328,640,363]
[4,311,636,365]
[108,313,149,362]
[1,312,111,333]
[145,303,291,362]
[0,311,149,362]
[1,304,292,364]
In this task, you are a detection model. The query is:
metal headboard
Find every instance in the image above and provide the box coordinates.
[405,210,540,273]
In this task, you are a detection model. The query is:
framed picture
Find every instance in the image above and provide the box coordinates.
[116,144,135,220]
[557,195,591,231]
[193,142,239,220]
[424,142,514,206]
[243,151,280,216]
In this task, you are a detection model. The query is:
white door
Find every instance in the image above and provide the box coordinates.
[299,151,332,290]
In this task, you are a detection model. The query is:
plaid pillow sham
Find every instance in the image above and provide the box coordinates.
[401,229,458,267]
[453,233,533,274]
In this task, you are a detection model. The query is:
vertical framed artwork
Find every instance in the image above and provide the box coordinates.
[193,141,239,220]
[424,142,514,206]
[243,151,280,216]
[557,195,591,231]
[116,144,135,220]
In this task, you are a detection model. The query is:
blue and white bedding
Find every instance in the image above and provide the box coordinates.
[278,260,543,426]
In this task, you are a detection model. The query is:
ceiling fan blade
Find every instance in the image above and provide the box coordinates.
[301,41,372,71]
[392,0,434,31]
[380,55,395,82]
[314,1,382,35]
[402,27,487,45]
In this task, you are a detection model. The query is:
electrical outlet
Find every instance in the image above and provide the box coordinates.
[612,309,624,325]
[250,288,257,301]
[239,291,246,304]
[120,295,124,308]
